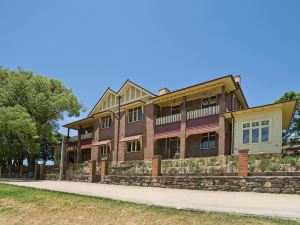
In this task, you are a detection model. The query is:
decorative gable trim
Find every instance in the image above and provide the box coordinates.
[88,80,156,117]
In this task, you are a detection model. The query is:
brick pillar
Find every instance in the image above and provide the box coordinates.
[219,85,226,113]
[152,155,162,177]
[91,118,100,162]
[100,158,109,182]
[238,149,249,177]
[144,103,155,160]
[218,115,226,155]
[77,126,82,163]
[20,165,25,177]
[88,160,96,183]
[35,164,40,180]
[180,97,187,159]
[40,165,45,180]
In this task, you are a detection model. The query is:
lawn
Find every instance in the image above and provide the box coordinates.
[0,183,299,225]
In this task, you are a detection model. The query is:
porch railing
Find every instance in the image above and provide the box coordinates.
[187,105,219,120]
[81,132,93,140]
[155,113,181,126]
[68,132,93,142]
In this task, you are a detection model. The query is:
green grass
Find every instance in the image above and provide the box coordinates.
[0,183,299,225]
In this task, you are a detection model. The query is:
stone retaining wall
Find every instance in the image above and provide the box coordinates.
[103,175,300,194]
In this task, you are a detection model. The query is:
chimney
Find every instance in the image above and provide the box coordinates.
[234,75,241,86]
[159,88,170,96]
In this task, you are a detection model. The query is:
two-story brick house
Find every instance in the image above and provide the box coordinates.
[63,75,296,163]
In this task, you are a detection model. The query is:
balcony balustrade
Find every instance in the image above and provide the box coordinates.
[187,105,219,120]
[155,105,219,126]
[68,132,93,142]
[155,113,181,126]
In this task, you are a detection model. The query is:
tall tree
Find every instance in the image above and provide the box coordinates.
[275,91,300,143]
[0,67,85,166]
[0,105,39,165]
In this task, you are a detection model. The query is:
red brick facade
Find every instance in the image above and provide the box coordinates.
[64,76,246,163]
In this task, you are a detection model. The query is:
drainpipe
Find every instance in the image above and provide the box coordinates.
[231,113,235,155]
[116,96,121,163]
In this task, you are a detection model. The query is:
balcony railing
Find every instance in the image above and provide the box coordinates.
[68,133,93,142]
[155,113,181,126]
[187,105,219,120]
[81,132,93,140]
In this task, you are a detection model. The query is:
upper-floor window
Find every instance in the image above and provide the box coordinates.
[126,140,141,152]
[171,105,181,115]
[200,132,216,149]
[100,115,112,129]
[128,106,143,123]
[242,119,270,144]
[202,96,217,109]
[100,145,110,155]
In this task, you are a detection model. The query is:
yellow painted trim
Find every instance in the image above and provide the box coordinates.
[63,117,94,130]
[223,100,296,130]
[153,82,225,104]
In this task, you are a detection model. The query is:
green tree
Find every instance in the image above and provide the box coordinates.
[0,105,39,165]
[275,91,300,142]
[0,67,85,167]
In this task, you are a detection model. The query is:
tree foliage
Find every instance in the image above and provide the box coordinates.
[0,67,85,163]
[0,105,39,161]
[275,91,300,141]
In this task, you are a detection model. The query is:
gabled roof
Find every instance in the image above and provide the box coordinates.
[88,79,156,117]
[88,88,117,117]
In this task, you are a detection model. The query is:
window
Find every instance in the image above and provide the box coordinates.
[200,132,216,149]
[209,96,217,107]
[128,106,143,123]
[242,119,270,144]
[202,98,209,109]
[100,115,112,129]
[243,130,250,144]
[171,105,181,115]
[127,140,141,152]
[202,96,217,109]
[261,120,270,142]
[100,145,110,155]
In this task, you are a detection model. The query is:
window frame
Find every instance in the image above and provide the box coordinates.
[171,105,181,115]
[200,132,217,149]
[126,140,141,153]
[127,106,143,123]
[100,115,112,129]
[100,145,110,155]
[201,95,217,109]
[241,118,272,145]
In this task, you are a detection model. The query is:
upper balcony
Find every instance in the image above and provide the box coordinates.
[68,132,93,142]
[155,105,219,126]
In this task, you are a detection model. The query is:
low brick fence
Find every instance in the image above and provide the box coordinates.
[103,175,300,194]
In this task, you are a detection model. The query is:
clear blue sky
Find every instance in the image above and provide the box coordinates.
[1,0,299,135]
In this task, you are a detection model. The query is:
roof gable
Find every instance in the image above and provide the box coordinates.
[88,80,155,116]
